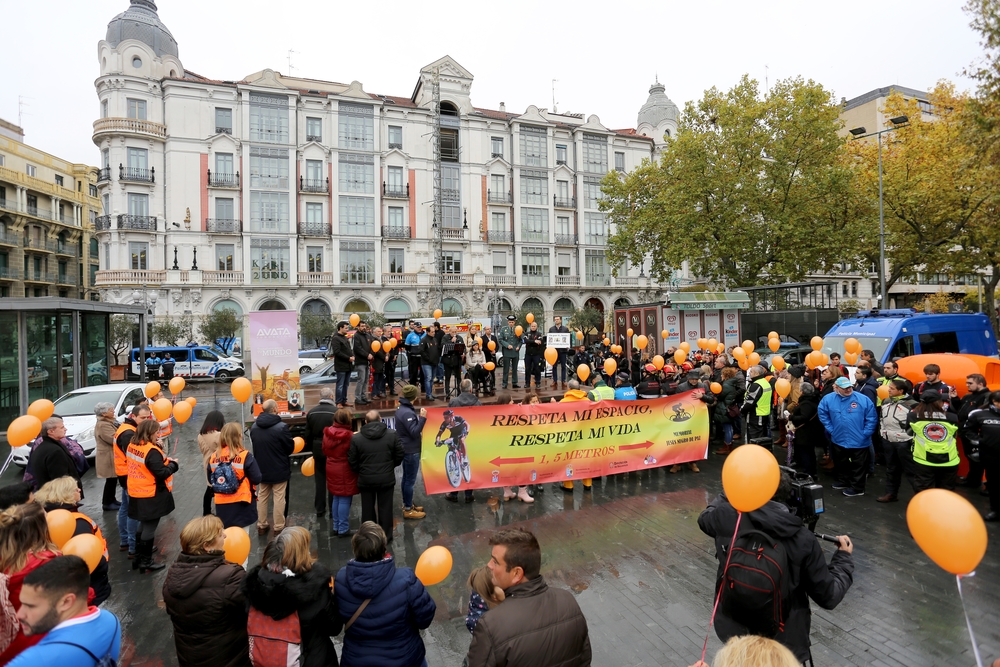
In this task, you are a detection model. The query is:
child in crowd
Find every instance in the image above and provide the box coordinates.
[466,565,506,633]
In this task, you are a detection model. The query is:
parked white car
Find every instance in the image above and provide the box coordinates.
[297,349,328,374]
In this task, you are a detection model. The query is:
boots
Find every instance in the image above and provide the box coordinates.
[503,487,517,501]
[136,539,165,574]
[517,487,534,503]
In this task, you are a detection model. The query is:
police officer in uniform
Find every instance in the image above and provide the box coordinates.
[905,390,960,493]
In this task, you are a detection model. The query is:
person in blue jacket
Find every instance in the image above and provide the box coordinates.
[394,385,428,520]
[335,521,436,667]
[614,372,637,400]
[818,377,878,498]
[10,556,121,667]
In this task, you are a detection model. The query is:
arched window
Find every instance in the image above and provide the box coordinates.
[553,297,574,314]
[384,298,411,318]
[258,299,285,311]
[300,298,330,316]
[343,298,371,316]
[442,298,463,317]
[614,297,631,308]
[214,299,243,316]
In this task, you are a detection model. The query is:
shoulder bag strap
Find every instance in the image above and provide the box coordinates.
[345,598,372,631]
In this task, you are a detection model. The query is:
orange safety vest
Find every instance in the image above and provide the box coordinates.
[113,423,136,477]
[126,441,173,498]
[209,447,252,505]
[71,512,109,561]
[157,419,173,440]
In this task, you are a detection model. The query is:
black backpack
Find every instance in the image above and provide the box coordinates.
[719,523,790,637]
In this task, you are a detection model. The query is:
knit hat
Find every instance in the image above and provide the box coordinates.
[788,365,806,379]
[402,384,419,400]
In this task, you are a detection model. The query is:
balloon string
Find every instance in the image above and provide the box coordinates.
[702,510,742,663]
[956,574,984,667]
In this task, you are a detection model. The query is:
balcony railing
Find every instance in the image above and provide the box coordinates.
[117,214,156,231]
[521,229,549,243]
[202,270,244,285]
[119,165,155,183]
[208,170,240,188]
[556,275,580,286]
[487,190,512,204]
[206,218,241,234]
[94,269,165,286]
[298,272,334,286]
[95,215,112,231]
[441,187,460,202]
[522,274,549,286]
[0,199,13,213]
[216,126,232,135]
[306,134,322,143]
[583,235,606,246]
[485,231,513,243]
[388,142,403,150]
[440,228,466,241]
[586,274,611,287]
[554,196,576,209]
[97,167,112,182]
[382,225,411,239]
[59,213,74,225]
[615,276,639,286]
[441,273,474,285]
[26,206,50,220]
[485,274,516,286]
[382,272,417,285]
[298,222,331,236]
[491,152,504,159]
[56,274,77,285]
[0,229,19,245]
[299,177,329,193]
[382,183,409,199]
[55,244,78,257]
[555,234,577,245]
[23,237,56,253]
[23,271,56,283]
[93,117,167,141]
[0,268,19,280]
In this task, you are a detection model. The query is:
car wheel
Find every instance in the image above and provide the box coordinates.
[300,366,311,374]
[215,370,231,380]
[88,376,104,386]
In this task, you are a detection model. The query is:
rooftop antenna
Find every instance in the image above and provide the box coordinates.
[287,49,299,74]
[552,79,558,114]
[18,95,32,128]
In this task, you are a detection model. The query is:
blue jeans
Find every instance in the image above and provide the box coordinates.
[421,364,435,396]
[402,452,421,508]
[335,368,351,405]
[118,489,139,552]
[436,362,444,382]
[722,421,734,445]
[331,495,353,534]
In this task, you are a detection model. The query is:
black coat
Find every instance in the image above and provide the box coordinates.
[442,334,464,369]
[305,400,338,457]
[250,413,294,484]
[330,333,354,372]
[243,562,342,667]
[417,336,441,367]
[45,503,110,607]
[27,436,80,492]
[698,495,854,662]
[348,421,404,489]
[352,330,372,366]
[523,330,544,357]
[395,400,426,456]
[790,393,824,447]
[128,446,179,521]
[163,552,250,667]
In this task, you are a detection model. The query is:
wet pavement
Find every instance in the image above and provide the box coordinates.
[4,382,999,666]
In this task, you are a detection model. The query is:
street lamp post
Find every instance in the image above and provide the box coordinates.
[132,287,158,381]
[485,288,505,332]
[849,115,909,309]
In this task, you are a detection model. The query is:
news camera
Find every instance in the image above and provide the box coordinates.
[778,465,825,532]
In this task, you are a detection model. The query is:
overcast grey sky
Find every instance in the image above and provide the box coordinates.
[2,0,984,166]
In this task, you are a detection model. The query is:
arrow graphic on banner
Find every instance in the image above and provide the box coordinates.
[489,455,536,466]
[618,441,655,452]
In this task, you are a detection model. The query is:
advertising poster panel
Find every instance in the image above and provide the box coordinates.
[248,310,300,415]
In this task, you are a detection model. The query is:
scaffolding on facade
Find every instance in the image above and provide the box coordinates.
[430,68,444,315]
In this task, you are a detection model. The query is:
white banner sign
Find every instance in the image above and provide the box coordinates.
[703,311,721,343]
[684,311,702,346]
[661,308,681,349]
[548,332,572,349]
[723,310,741,348]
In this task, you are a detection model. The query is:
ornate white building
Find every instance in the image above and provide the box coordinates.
[93,0,681,330]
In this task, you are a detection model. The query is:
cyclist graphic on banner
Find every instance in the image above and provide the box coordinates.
[435,410,472,488]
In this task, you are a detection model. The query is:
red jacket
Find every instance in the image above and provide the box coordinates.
[322,423,359,497]
[0,550,58,665]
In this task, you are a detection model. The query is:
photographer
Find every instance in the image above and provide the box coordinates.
[697,471,854,663]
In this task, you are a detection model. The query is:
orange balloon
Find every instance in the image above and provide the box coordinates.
[674,350,687,366]
[612,345,621,355]
[652,355,665,370]
[768,338,781,353]
[741,340,755,355]
[61,533,104,573]
[231,377,252,403]
[907,489,987,575]
[301,456,316,476]
[350,313,361,327]
[845,337,860,354]
[679,341,691,353]
[810,336,824,351]
[707,338,718,351]
[722,442,780,512]
[186,397,197,407]
[27,399,55,422]
[577,364,590,382]
[738,357,750,371]
[475,336,483,347]
[710,382,722,394]
[144,381,161,399]
[844,352,859,365]
[697,338,707,350]
[877,384,890,400]
[433,309,443,319]
[604,358,617,376]
[515,325,523,337]
[7,414,41,447]
[819,353,829,366]
[768,331,779,340]
[168,376,186,395]
[748,352,761,367]
[732,347,746,360]
[293,436,305,454]
[525,313,534,324]
[636,335,648,350]
[223,526,251,565]
[172,400,193,424]
[484,361,495,371]
[46,509,76,548]
[716,343,726,354]
[415,545,453,586]
[151,398,172,422]
[575,331,584,340]
[627,328,634,339]
[775,378,791,398]
[487,340,497,352]
[661,329,669,339]
[603,338,611,346]
[772,356,786,372]
[371,340,382,353]
[804,351,819,369]
[544,347,558,366]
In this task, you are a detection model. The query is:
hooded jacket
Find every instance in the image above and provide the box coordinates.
[394,400,426,455]
[560,389,590,402]
[243,562,341,667]
[335,556,435,667]
[698,495,854,663]
[162,552,250,667]
[714,377,742,423]
[348,421,404,488]
[249,412,294,484]
[854,375,880,406]
[323,422,359,497]
[817,390,877,449]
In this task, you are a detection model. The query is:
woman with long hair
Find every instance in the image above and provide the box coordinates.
[163,515,250,667]
[465,342,487,395]
[198,411,226,516]
[714,366,741,456]
[127,418,179,573]
[323,408,358,537]
[33,477,111,606]
[243,527,341,667]
[209,423,262,534]
[93,402,120,511]
[0,502,58,664]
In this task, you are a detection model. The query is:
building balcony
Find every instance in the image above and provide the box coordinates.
[485,231,513,243]
[491,152,504,159]
[521,229,549,243]
[56,274,77,286]
[554,234,577,245]
[119,165,155,183]
[382,272,417,285]
[615,276,639,287]
[97,167,112,182]
[382,225,411,239]
[306,134,322,143]
[586,274,611,287]
[95,215,112,231]
[441,273,474,285]
[299,177,329,194]
[23,237,56,253]
[485,274,516,286]
[298,222,331,236]
[556,275,580,286]
[26,206,52,220]
[583,235,606,246]
[439,227,466,241]
[55,244,78,257]
[441,187,460,202]
[522,274,549,286]
[216,126,232,135]
[202,270,244,285]
[208,170,240,189]
[0,198,14,213]
[206,218,241,234]
[298,272,334,286]
[0,268,19,280]
[93,117,167,142]
[94,269,165,286]
[554,196,576,209]
[388,141,403,150]
[382,183,409,199]
[487,190,512,204]
[0,229,19,246]
[23,271,56,284]
[58,212,74,225]
[118,214,156,231]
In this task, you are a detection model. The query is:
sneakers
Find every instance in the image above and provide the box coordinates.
[831,483,849,490]
[842,489,865,497]
[403,507,426,519]
[876,494,898,503]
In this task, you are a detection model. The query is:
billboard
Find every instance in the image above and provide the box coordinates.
[248,310,300,415]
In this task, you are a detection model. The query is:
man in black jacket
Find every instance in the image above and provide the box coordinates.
[441,326,465,399]
[251,400,294,535]
[548,316,570,389]
[352,321,373,406]
[480,325,499,395]
[330,321,354,407]
[956,373,991,489]
[698,474,855,663]
[305,387,337,517]
[384,330,400,397]
[523,322,545,390]
[28,417,82,493]
[348,410,404,541]
[418,324,442,401]
[395,385,427,519]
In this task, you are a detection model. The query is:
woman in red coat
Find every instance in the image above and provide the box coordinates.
[322,408,358,538]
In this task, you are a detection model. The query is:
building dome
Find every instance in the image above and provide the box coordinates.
[637,81,678,128]
[106,0,178,59]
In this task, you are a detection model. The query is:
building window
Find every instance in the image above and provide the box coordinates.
[55,175,64,187]
[306,246,323,273]
[851,281,858,297]
[215,153,234,177]
[521,208,549,242]
[585,249,609,286]
[519,170,548,205]
[490,174,505,198]
[519,125,547,167]
[493,250,507,275]
[387,206,405,231]
[582,133,607,174]
[129,242,148,270]
[440,250,462,273]
[306,117,322,142]
[490,212,506,232]
[340,241,375,283]
[440,204,461,229]
[101,149,110,169]
[557,251,573,276]
[556,215,571,236]
[521,247,550,285]
[388,126,403,149]
[441,164,460,202]
[25,164,36,177]
[491,136,503,159]
[339,196,375,236]
[614,151,625,172]
[128,193,149,217]
[388,248,404,273]
[249,147,288,189]
[306,202,323,230]
[582,178,601,209]
[338,104,374,151]
[127,98,147,120]
[584,212,606,245]
[26,195,38,216]
[386,166,405,197]
[215,108,232,133]
[556,180,569,202]
[249,192,289,233]
[439,129,459,161]
[251,239,290,284]
[556,144,567,165]
[338,153,374,194]
[216,244,234,271]
[127,147,148,170]
[249,92,289,143]
[101,100,108,118]
[132,56,142,68]
[215,197,234,221]
[842,282,848,296]
[89,185,98,197]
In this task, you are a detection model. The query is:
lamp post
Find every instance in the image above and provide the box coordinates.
[131,287,158,381]
[485,288,505,332]
[849,115,909,309]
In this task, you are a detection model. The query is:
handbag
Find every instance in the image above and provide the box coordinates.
[727,403,741,419]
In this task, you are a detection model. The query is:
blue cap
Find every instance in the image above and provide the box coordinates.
[834,377,852,389]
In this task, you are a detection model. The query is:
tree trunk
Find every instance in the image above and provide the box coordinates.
[982,268,1000,339]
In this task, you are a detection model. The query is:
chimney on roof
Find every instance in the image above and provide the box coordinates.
[499,102,505,112]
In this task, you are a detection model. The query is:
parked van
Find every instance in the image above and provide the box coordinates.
[822,310,998,363]
[130,345,245,379]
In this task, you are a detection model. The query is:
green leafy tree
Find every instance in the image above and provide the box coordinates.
[568,306,603,341]
[299,311,335,349]
[110,315,135,364]
[151,314,193,346]
[199,308,241,352]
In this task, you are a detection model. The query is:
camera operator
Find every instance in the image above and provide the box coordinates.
[698,471,854,664]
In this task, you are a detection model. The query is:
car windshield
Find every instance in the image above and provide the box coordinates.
[54,390,122,416]
[822,336,893,361]
[208,344,229,358]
